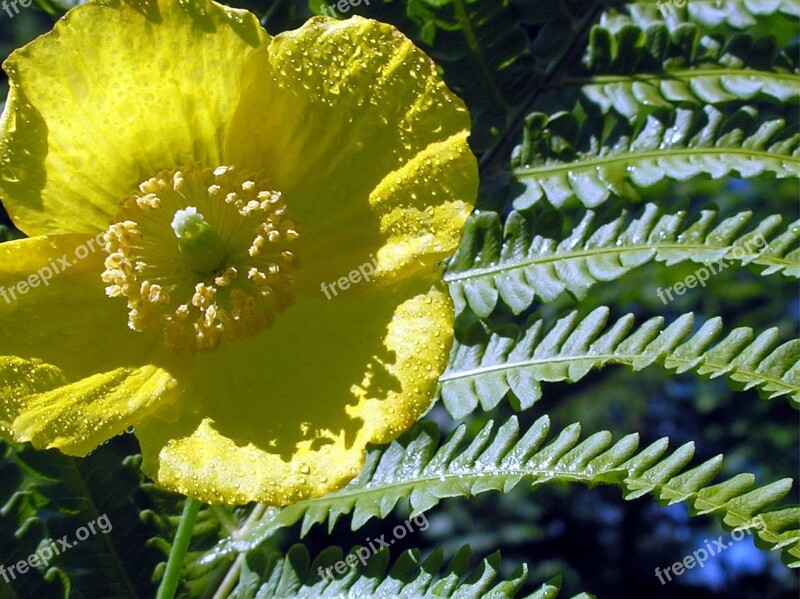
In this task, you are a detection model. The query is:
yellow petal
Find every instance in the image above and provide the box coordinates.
[0,235,183,453]
[136,283,454,505]
[226,16,477,291]
[1,235,147,372]
[369,131,476,283]
[0,0,268,236]
[7,361,178,455]
[0,356,66,440]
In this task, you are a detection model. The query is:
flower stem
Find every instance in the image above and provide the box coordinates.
[157,497,202,599]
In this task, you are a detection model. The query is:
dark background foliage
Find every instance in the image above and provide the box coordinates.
[0,0,798,597]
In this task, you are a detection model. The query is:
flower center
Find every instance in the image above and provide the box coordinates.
[101,165,299,351]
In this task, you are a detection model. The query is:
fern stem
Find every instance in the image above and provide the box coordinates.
[157,497,202,599]
[210,504,270,599]
[511,147,800,178]
[557,70,800,87]
[443,241,795,282]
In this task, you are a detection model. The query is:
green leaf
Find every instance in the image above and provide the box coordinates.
[406,0,536,110]
[445,204,800,316]
[0,438,159,598]
[511,105,800,209]
[573,19,798,112]
[623,0,800,31]
[202,417,800,569]
[229,544,579,599]
[440,308,800,415]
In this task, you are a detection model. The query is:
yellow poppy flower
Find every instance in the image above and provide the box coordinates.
[0,0,477,504]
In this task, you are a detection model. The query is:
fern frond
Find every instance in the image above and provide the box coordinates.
[231,544,587,599]
[406,0,536,113]
[623,0,800,31]
[688,0,799,28]
[596,16,797,70]
[440,308,800,415]
[511,105,800,209]
[575,23,799,116]
[578,69,799,116]
[445,204,800,316]
[0,439,158,597]
[401,0,605,152]
[203,417,800,569]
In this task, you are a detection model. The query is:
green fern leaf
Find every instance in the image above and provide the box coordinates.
[0,438,158,597]
[689,0,799,26]
[202,417,800,568]
[511,105,800,209]
[623,0,800,31]
[401,0,603,151]
[445,204,800,316]
[577,28,798,114]
[407,0,534,109]
[228,544,585,599]
[579,69,799,114]
[440,308,800,415]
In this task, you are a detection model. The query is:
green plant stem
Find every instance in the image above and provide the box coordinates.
[157,497,202,599]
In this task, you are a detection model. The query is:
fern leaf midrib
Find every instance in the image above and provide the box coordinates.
[271,462,788,550]
[439,350,796,396]
[560,69,800,86]
[443,241,795,282]
[274,467,624,524]
[513,146,800,178]
[697,357,796,394]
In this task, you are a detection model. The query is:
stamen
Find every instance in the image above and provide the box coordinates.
[101,164,299,351]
